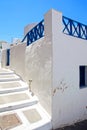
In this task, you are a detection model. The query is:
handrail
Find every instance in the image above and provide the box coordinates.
[22,20,44,46]
[62,16,87,40]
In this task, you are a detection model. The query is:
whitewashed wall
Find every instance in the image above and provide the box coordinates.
[25,40,52,116]
[1,49,7,68]
[0,42,10,68]
[51,9,87,129]
[2,43,10,50]
[24,23,37,36]
[10,43,26,80]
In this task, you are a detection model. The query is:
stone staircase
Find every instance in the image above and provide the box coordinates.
[0,68,52,130]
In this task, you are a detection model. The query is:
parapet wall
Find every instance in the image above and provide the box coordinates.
[10,43,26,80]
[1,49,7,68]
[25,38,52,115]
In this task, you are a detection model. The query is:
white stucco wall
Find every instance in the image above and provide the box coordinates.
[1,49,7,68]
[51,9,87,129]
[25,39,52,115]
[10,43,26,80]
[24,11,53,116]
[24,23,37,36]
[0,42,10,68]
[2,43,10,50]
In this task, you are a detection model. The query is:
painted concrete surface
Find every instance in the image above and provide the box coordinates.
[0,81,21,89]
[0,74,20,82]
[51,10,87,129]
[24,23,37,36]
[0,92,30,105]
[1,49,7,68]
[0,91,39,113]
[23,108,42,123]
[56,120,87,130]
[0,104,52,130]
[0,68,14,74]
[25,38,52,116]
[10,43,26,81]
[0,113,22,130]
[0,80,28,94]
[0,68,52,130]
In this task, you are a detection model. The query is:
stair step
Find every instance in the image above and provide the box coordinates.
[0,68,52,130]
[0,68,14,75]
[0,91,38,113]
[0,74,20,82]
[0,104,52,130]
[0,80,28,94]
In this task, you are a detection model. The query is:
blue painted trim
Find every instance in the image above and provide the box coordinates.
[62,16,87,40]
[22,16,87,46]
[22,20,44,46]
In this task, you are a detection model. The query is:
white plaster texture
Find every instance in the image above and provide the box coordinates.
[2,42,10,50]
[25,38,52,116]
[1,49,7,68]
[51,10,87,129]
[24,23,37,36]
[10,43,26,80]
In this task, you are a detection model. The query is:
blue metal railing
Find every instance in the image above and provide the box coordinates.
[22,20,44,46]
[62,16,87,40]
[22,16,87,46]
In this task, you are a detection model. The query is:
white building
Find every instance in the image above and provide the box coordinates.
[1,9,87,129]
[0,41,10,68]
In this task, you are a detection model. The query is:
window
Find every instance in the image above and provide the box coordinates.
[6,49,10,66]
[79,66,87,88]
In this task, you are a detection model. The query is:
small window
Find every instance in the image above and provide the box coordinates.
[79,66,87,88]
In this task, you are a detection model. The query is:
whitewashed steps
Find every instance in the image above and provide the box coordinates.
[0,91,38,113]
[0,103,52,130]
[0,68,14,75]
[0,80,28,94]
[0,74,20,82]
[0,68,52,130]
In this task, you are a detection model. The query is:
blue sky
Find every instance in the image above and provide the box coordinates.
[0,0,87,43]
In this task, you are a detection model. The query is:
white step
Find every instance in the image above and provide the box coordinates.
[0,91,38,113]
[0,80,28,94]
[0,74,20,82]
[0,68,14,75]
[0,103,52,130]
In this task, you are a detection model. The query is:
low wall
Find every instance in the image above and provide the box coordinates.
[1,49,7,68]
[51,10,87,129]
[25,38,52,115]
[10,43,26,80]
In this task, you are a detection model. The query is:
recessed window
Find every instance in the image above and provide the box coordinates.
[79,66,87,88]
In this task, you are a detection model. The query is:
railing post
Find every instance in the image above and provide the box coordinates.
[78,23,81,38]
[69,19,72,36]
[27,34,29,46]
[85,26,87,40]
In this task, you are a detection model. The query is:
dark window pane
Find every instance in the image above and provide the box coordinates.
[6,49,10,66]
[80,66,85,87]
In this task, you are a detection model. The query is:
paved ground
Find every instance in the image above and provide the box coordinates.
[56,120,87,130]
[0,113,22,130]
